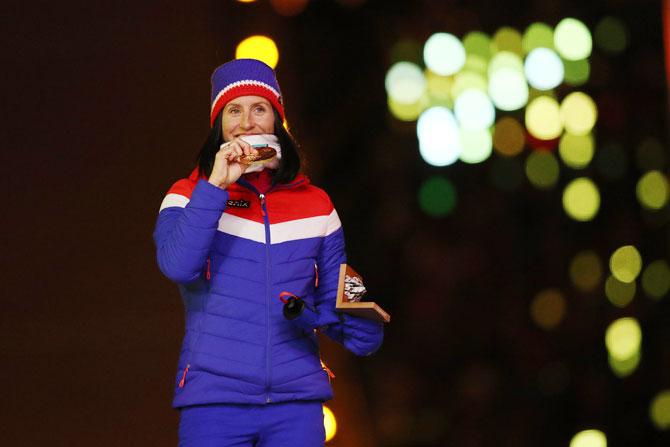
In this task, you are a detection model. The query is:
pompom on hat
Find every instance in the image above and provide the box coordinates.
[210,58,285,127]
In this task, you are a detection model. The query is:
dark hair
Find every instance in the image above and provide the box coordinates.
[196,109,302,185]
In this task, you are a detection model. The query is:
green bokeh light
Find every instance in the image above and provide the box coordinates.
[605,275,636,308]
[463,31,492,60]
[492,26,523,55]
[419,176,457,217]
[522,22,554,53]
[641,260,670,300]
[636,171,669,210]
[594,16,629,54]
[650,390,670,430]
[525,151,560,189]
[610,245,642,283]
[559,132,594,169]
[609,350,641,378]
[605,317,642,361]
[569,430,607,447]
[563,58,591,86]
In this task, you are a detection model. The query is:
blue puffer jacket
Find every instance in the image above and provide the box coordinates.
[153,168,383,408]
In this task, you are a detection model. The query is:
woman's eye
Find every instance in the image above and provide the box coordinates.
[254,106,267,113]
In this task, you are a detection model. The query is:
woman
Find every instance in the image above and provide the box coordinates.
[153,58,384,447]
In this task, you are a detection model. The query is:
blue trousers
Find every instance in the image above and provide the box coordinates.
[178,400,326,447]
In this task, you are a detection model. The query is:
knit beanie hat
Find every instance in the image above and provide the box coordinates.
[210,58,285,127]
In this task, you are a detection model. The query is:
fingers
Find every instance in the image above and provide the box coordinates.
[219,138,258,163]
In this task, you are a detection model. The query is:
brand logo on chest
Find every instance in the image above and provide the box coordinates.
[226,199,250,208]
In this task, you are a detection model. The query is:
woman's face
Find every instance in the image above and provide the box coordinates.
[221,95,275,142]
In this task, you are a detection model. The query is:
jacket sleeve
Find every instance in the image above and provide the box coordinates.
[152,178,229,284]
[289,205,384,357]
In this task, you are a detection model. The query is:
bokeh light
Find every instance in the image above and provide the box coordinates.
[452,71,487,98]
[610,245,643,283]
[641,260,670,300]
[417,106,461,166]
[650,390,670,430]
[489,157,525,191]
[388,96,425,122]
[270,0,309,16]
[524,48,565,90]
[525,151,560,189]
[385,62,427,104]
[609,350,641,378]
[605,275,636,308]
[636,171,669,210]
[526,96,563,140]
[463,31,492,60]
[522,23,554,53]
[492,27,523,55]
[594,16,629,54]
[426,69,453,103]
[595,142,627,180]
[488,68,529,111]
[559,133,595,169]
[605,317,642,361]
[454,89,495,130]
[563,58,591,86]
[560,92,598,136]
[554,18,593,61]
[236,35,280,68]
[459,128,493,164]
[530,288,566,330]
[464,54,488,75]
[419,176,457,216]
[323,405,337,442]
[493,117,526,157]
[635,137,666,172]
[562,178,600,221]
[489,51,524,75]
[569,250,603,292]
[424,33,466,76]
[569,429,607,447]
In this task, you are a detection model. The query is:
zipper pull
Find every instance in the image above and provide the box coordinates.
[206,258,211,280]
[178,364,190,388]
[320,359,335,380]
[259,194,266,217]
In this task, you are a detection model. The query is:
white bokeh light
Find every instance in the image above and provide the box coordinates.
[417,106,462,166]
[488,68,529,111]
[454,89,495,130]
[424,33,466,76]
[524,48,565,90]
[459,128,493,164]
[385,62,426,104]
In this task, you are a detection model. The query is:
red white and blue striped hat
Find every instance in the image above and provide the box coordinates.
[210,58,285,127]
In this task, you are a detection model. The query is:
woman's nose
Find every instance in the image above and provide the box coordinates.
[239,110,254,129]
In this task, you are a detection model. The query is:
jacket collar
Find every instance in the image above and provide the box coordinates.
[187,167,309,193]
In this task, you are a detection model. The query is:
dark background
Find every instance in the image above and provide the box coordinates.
[2,0,669,446]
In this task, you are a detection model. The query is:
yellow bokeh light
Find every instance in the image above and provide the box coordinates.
[560,92,598,136]
[237,0,256,2]
[452,71,487,98]
[464,54,488,75]
[609,245,642,283]
[555,18,593,61]
[426,69,453,102]
[525,96,563,140]
[493,117,526,157]
[525,151,560,189]
[605,275,636,308]
[641,260,670,300]
[236,35,279,68]
[609,350,641,378]
[530,288,566,330]
[569,250,603,292]
[569,429,607,447]
[323,405,337,442]
[459,128,493,164]
[562,178,600,221]
[492,26,523,55]
[636,170,669,210]
[605,317,642,361]
[559,133,594,169]
[388,95,426,122]
[650,390,670,430]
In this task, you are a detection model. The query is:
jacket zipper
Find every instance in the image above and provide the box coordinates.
[260,192,272,403]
